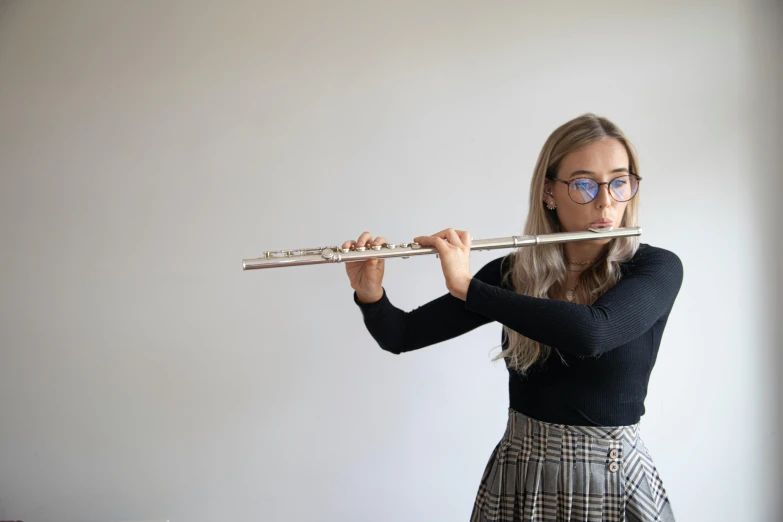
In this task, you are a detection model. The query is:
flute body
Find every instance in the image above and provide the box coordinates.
[242,226,641,271]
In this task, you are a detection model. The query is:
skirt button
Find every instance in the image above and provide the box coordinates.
[608,462,620,473]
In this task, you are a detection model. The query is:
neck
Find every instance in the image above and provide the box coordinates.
[563,240,608,265]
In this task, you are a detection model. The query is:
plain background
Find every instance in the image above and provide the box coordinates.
[1,1,780,521]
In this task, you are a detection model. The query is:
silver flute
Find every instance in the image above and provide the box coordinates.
[242,226,641,270]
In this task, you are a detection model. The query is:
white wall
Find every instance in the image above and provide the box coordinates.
[0,1,779,521]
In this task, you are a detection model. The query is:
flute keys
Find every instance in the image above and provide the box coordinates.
[326,241,418,257]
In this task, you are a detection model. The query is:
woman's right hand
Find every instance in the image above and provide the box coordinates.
[343,231,387,303]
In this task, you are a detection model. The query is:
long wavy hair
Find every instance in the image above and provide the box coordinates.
[494,113,641,374]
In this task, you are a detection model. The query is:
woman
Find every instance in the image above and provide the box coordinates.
[344,113,683,522]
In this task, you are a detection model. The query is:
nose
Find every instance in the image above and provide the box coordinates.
[594,182,613,207]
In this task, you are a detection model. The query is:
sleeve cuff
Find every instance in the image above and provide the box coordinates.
[465,276,493,314]
[353,287,390,319]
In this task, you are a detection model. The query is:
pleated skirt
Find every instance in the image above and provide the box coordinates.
[470,408,675,522]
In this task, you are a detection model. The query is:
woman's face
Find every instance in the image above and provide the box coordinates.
[543,138,632,235]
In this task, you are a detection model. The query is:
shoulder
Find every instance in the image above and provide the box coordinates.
[622,243,683,279]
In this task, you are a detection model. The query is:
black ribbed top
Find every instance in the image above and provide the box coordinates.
[353,243,684,426]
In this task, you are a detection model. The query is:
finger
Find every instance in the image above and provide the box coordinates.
[431,236,448,250]
[342,239,357,249]
[431,229,451,240]
[414,228,451,244]
[432,228,462,244]
[369,236,387,264]
[447,228,462,247]
[455,230,471,247]
[356,231,372,247]
[412,235,436,249]
[367,237,387,267]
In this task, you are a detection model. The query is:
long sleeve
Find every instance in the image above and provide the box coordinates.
[353,243,685,426]
[352,255,509,354]
[464,245,684,357]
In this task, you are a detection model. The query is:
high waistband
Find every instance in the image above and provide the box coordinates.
[506,407,641,449]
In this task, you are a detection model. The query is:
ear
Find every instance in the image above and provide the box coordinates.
[542,180,554,198]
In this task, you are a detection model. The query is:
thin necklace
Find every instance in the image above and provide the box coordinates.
[566,258,595,265]
[565,254,601,301]
[565,264,590,301]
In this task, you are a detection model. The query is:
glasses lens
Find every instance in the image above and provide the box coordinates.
[609,175,639,202]
[568,175,640,203]
[569,178,599,203]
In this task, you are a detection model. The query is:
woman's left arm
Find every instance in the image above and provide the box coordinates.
[463,248,684,357]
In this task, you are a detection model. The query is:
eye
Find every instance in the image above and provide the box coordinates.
[572,178,596,190]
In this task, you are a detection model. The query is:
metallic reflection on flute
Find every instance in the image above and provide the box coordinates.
[242,226,641,271]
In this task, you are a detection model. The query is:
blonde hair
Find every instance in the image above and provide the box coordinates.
[494,113,641,374]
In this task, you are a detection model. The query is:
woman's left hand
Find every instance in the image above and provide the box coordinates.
[413,228,473,301]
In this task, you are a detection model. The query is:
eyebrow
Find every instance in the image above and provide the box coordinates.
[568,168,629,179]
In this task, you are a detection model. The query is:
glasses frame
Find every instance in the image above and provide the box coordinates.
[547,173,643,205]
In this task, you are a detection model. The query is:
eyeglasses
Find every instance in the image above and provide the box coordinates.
[547,173,642,204]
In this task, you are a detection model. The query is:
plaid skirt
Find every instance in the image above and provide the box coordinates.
[470,408,675,522]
